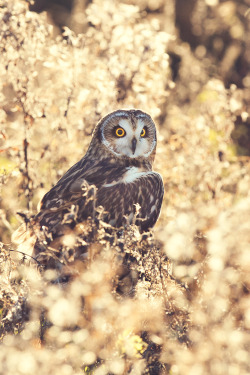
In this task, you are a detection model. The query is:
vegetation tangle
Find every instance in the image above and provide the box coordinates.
[0,1,249,374]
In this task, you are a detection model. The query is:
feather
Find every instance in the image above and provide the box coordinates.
[12,109,164,259]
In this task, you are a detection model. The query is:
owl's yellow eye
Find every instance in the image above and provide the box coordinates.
[115,127,125,137]
[140,127,146,137]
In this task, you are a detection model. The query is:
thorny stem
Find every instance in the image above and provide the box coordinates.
[9,249,41,266]
[64,93,72,117]
[24,126,32,209]
[19,99,34,210]
[158,256,191,346]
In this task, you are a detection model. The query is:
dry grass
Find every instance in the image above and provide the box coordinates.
[0,1,249,374]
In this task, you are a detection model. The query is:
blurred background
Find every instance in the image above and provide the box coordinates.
[29,0,250,88]
[17,0,250,156]
[0,1,250,374]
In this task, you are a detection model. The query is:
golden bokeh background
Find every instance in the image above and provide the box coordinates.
[0,1,249,374]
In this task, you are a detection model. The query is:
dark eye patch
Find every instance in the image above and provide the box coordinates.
[113,126,126,137]
[140,126,148,137]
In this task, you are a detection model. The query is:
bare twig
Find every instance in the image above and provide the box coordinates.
[17,98,34,210]
[9,249,41,266]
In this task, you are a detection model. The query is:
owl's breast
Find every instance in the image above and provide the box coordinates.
[97,167,164,231]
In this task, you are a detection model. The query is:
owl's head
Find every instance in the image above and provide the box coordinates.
[91,109,157,161]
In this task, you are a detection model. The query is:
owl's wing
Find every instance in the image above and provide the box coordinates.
[36,158,126,230]
[40,158,96,210]
[96,171,164,231]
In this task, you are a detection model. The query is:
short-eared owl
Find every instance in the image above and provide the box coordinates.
[14,110,164,253]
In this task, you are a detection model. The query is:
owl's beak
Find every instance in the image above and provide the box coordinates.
[131,138,137,154]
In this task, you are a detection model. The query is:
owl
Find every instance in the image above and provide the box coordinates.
[13,109,164,257]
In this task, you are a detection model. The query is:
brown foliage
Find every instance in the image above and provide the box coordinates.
[0,1,249,374]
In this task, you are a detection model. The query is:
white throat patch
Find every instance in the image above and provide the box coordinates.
[104,167,154,187]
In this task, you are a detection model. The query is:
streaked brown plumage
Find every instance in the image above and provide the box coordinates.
[13,109,164,260]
